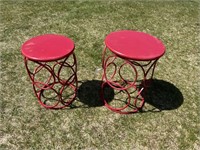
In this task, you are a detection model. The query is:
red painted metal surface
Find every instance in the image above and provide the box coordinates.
[21,34,75,62]
[22,34,77,109]
[101,30,165,114]
[105,30,165,61]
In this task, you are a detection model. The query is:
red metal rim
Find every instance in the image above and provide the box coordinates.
[21,34,75,62]
[105,30,165,61]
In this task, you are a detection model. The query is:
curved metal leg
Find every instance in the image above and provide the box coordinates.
[101,47,158,114]
[24,53,78,109]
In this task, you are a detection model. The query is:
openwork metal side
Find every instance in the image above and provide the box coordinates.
[24,53,78,109]
[101,46,158,114]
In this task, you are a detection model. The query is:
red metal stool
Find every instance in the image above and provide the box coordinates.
[21,34,78,109]
[101,30,165,114]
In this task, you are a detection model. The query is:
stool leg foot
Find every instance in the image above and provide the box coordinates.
[101,81,145,114]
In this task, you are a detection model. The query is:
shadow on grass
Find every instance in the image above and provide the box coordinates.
[76,80,114,107]
[142,79,184,111]
[75,79,183,112]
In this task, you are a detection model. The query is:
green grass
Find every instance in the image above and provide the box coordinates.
[0,0,199,149]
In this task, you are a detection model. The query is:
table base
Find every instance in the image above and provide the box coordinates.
[24,53,78,109]
[101,46,158,114]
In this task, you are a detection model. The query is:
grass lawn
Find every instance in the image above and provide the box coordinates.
[0,0,199,149]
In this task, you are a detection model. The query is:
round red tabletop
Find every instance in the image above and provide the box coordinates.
[105,30,165,61]
[21,34,75,61]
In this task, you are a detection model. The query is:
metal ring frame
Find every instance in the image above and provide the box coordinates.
[24,53,78,109]
[101,46,158,114]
